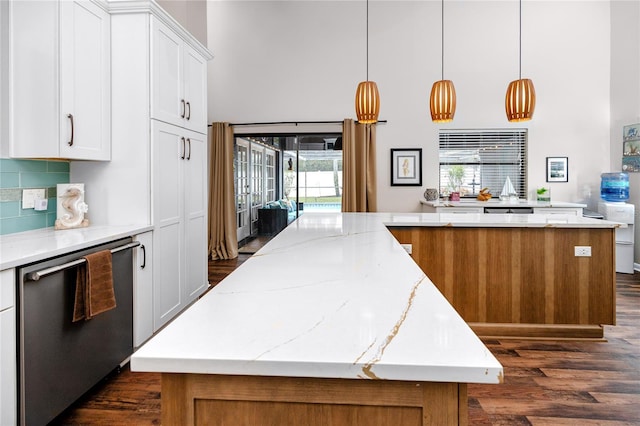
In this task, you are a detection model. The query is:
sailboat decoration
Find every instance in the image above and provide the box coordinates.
[500,177,518,202]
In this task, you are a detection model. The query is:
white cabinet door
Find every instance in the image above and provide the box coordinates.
[182,43,208,134]
[152,121,208,330]
[151,17,207,134]
[59,0,111,160]
[133,232,154,348]
[153,121,184,330]
[9,0,110,160]
[533,208,582,215]
[0,269,16,426]
[183,130,208,301]
[0,308,16,426]
[151,17,183,129]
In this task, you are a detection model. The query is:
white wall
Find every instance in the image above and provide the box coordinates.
[207,1,612,212]
[611,0,640,265]
[0,1,8,159]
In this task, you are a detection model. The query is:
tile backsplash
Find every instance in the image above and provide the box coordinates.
[0,159,70,235]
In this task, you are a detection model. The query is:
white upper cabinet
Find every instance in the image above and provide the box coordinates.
[151,17,207,135]
[8,0,110,160]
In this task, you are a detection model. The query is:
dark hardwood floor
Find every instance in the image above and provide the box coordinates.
[51,250,640,425]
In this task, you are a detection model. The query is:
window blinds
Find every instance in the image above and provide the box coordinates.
[439,129,527,198]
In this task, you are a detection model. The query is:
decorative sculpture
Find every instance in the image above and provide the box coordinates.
[55,183,89,230]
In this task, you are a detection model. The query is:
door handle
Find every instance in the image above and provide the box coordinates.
[67,114,74,146]
[186,102,191,120]
[180,99,186,118]
[186,138,191,160]
[25,241,141,281]
[181,137,186,159]
[140,244,146,269]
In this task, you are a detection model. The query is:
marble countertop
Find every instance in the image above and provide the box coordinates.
[385,212,624,228]
[421,199,587,208]
[131,212,506,384]
[0,224,152,270]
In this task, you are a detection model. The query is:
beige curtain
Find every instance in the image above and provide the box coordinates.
[208,122,238,260]
[342,119,377,212]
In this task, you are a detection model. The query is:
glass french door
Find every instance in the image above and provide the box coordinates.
[265,150,276,204]
[235,138,278,240]
[235,139,250,242]
[250,145,264,235]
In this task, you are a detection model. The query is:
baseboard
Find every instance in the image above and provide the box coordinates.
[469,322,605,340]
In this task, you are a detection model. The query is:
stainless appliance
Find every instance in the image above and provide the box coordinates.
[17,238,138,425]
[598,202,635,274]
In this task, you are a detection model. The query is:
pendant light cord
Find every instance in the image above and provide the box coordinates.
[441,0,444,80]
[366,0,369,81]
[518,0,522,80]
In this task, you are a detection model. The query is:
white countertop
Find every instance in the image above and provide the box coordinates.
[0,224,152,270]
[421,199,587,208]
[131,212,509,384]
[385,212,624,228]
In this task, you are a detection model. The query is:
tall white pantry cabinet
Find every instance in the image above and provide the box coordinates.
[72,3,212,338]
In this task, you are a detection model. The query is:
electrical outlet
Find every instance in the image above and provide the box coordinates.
[22,189,45,209]
[400,244,412,255]
[574,246,592,257]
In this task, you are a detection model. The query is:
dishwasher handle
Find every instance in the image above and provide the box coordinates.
[25,241,141,282]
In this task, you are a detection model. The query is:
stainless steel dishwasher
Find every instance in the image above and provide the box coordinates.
[17,238,138,426]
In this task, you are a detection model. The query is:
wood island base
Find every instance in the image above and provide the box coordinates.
[161,373,468,426]
[388,226,616,340]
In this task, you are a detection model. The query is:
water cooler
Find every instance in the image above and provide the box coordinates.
[598,172,634,274]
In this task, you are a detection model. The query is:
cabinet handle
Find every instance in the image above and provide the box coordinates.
[140,244,146,269]
[67,114,74,146]
[181,99,186,118]
[186,101,191,120]
[186,138,191,160]
[181,137,186,159]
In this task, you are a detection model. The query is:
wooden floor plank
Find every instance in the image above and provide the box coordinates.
[528,417,639,426]
[50,243,640,426]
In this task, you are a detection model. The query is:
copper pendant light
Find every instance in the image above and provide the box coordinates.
[505,0,535,122]
[355,0,380,124]
[430,0,456,123]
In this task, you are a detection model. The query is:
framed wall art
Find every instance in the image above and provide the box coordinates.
[546,157,568,182]
[391,148,422,186]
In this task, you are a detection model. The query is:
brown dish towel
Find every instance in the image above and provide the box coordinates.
[72,250,117,322]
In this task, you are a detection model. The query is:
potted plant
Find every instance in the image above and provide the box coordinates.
[536,187,550,202]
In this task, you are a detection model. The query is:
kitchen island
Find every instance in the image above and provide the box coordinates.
[387,212,622,340]
[131,213,503,426]
[130,212,622,425]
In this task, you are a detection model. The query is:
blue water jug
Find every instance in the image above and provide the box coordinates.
[600,172,629,202]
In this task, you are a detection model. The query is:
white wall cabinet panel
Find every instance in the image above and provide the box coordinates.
[9,0,110,160]
[153,122,185,330]
[133,232,154,348]
[183,131,208,300]
[182,44,208,134]
[152,17,207,135]
[152,121,208,330]
[0,269,16,426]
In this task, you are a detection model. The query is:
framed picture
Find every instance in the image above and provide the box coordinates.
[391,148,422,186]
[546,157,568,182]
[622,156,640,172]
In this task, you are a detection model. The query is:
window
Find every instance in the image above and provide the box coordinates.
[439,129,527,198]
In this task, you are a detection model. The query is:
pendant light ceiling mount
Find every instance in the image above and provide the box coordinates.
[355,0,380,124]
[505,0,536,122]
[430,0,456,123]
